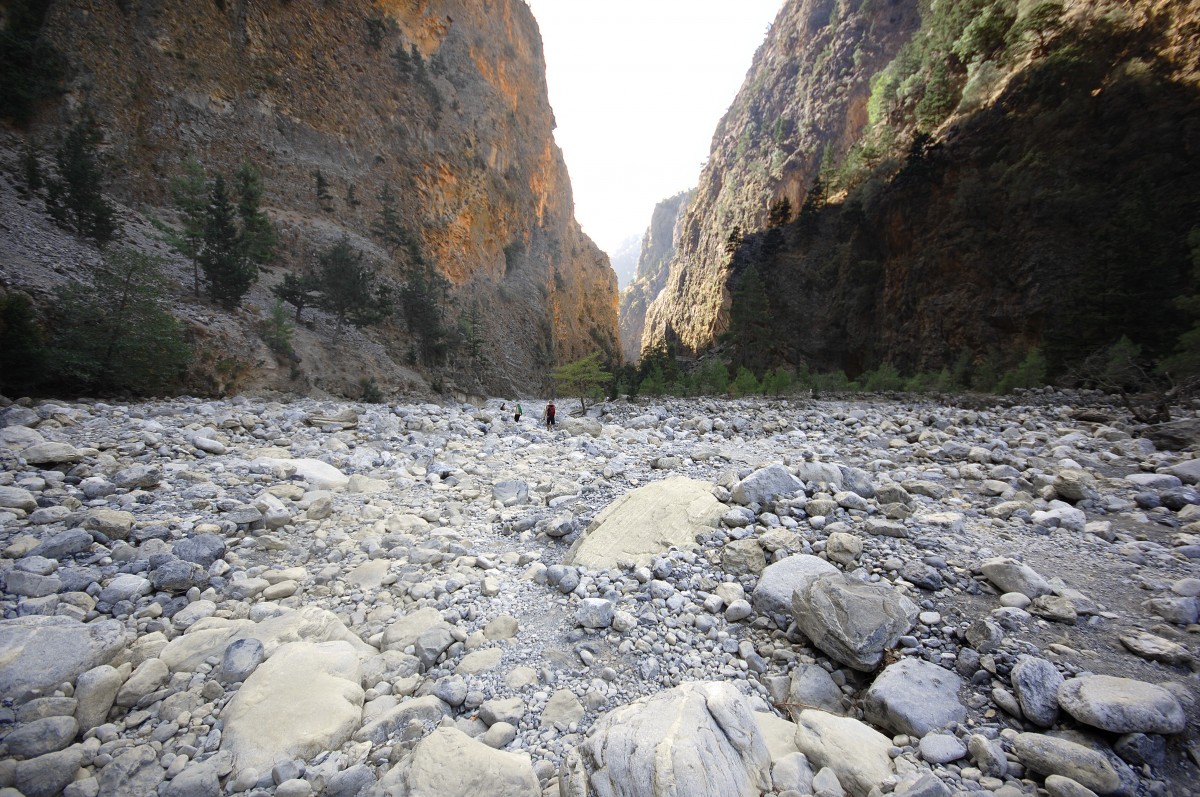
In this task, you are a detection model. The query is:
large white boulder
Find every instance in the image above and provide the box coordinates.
[560,681,771,797]
[221,641,364,777]
[564,477,725,568]
[793,710,894,797]
[0,616,126,702]
[370,726,539,797]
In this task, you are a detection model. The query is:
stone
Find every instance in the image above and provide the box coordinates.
[1009,655,1062,728]
[541,689,584,729]
[14,746,85,797]
[478,697,526,727]
[97,744,163,797]
[1057,675,1186,734]
[1045,775,1101,797]
[1012,733,1120,795]
[0,616,126,702]
[1029,595,1078,624]
[918,734,966,765]
[731,464,804,505]
[355,695,452,745]
[967,734,1007,778]
[863,659,965,737]
[492,480,529,506]
[824,532,862,567]
[560,681,771,797]
[220,641,364,777]
[381,607,446,653]
[576,598,615,629]
[0,485,37,512]
[722,539,767,576]
[771,752,815,794]
[74,665,123,732]
[563,476,725,568]
[172,534,227,568]
[793,709,894,797]
[22,442,83,465]
[373,727,539,797]
[115,657,168,706]
[254,457,349,489]
[29,529,93,561]
[785,664,845,718]
[456,647,503,674]
[483,614,519,640]
[791,572,918,671]
[752,554,838,620]
[979,557,1052,597]
[82,509,135,540]
[2,716,78,758]
[221,637,266,682]
[1118,631,1192,665]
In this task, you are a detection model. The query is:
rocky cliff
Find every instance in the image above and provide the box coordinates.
[641,0,921,358]
[2,0,618,396]
[639,0,1200,382]
[617,190,691,363]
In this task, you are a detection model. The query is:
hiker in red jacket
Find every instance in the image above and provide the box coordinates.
[545,401,556,429]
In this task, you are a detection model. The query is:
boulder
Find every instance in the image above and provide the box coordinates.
[792,573,918,671]
[1012,733,1120,795]
[1009,655,1062,728]
[793,710,894,797]
[731,464,804,505]
[0,616,126,702]
[560,681,771,797]
[980,557,1052,598]
[863,659,965,736]
[752,555,838,620]
[1057,675,1186,734]
[221,641,364,777]
[564,477,725,568]
[370,726,539,797]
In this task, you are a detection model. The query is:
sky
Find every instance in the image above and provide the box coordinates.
[524,0,785,257]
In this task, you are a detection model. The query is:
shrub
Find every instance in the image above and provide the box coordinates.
[0,292,46,395]
[359,376,384,403]
[862,361,905,392]
[44,249,191,395]
[997,347,1048,393]
[260,299,296,361]
[730,366,761,397]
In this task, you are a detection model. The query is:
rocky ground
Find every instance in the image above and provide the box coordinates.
[0,389,1198,797]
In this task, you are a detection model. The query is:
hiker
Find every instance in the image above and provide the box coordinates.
[545,401,556,429]
[514,403,522,423]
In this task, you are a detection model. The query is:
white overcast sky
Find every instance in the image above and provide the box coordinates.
[524,0,785,256]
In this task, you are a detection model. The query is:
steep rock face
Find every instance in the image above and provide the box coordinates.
[642,0,920,357]
[618,190,692,363]
[640,0,1200,379]
[21,0,617,393]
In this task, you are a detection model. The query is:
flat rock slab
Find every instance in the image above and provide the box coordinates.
[1057,675,1186,734]
[160,605,374,672]
[793,709,894,797]
[1013,733,1121,794]
[564,476,725,569]
[863,658,966,737]
[252,456,349,490]
[373,726,539,797]
[0,616,126,702]
[560,681,771,797]
[221,641,363,777]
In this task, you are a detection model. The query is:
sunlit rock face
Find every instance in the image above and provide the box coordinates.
[639,0,1200,377]
[619,190,692,363]
[641,0,921,358]
[32,0,618,391]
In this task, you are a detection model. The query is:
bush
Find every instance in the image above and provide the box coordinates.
[0,292,46,395]
[359,376,384,403]
[698,359,730,394]
[761,366,795,396]
[44,249,191,395]
[260,299,296,361]
[997,347,1048,393]
[730,366,761,397]
[639,364,667,397]
[862,362,905,392]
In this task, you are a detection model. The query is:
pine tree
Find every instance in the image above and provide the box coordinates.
[345,182,361,209]
[235,162,277,266]
[400,260,451,363]
[272,271,321,321]
[552,351,613,413]
[316,237,393,335]
[371,182,405,253]
[167,154,207,297]
[726,266,774,374]
[199,175,257,309]
[314,169,333,212]
[46,113,117,244]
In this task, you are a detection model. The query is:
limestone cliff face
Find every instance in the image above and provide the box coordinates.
[618,190,691,363]
[641,0,1200,381]
[28,0,617,393]
[642,0,920,357]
